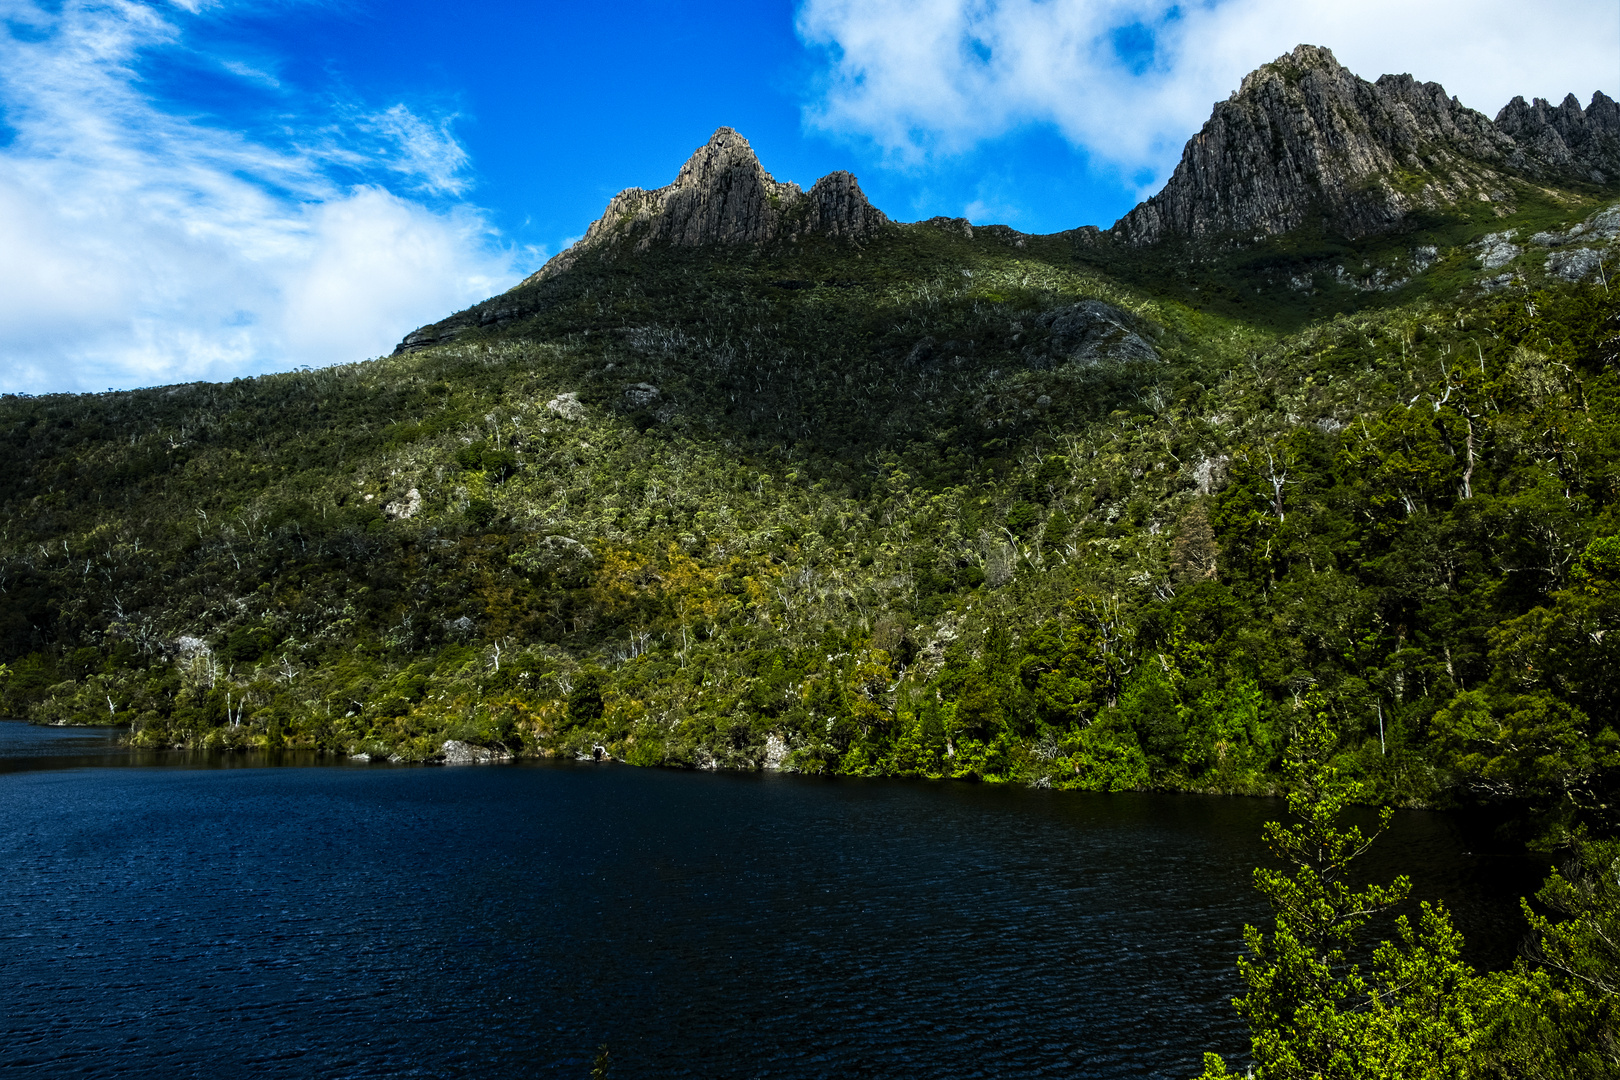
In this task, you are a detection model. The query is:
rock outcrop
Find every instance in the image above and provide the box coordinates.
[1030,301,1159,367]
[395,129,888,353]
[519,128,889,286]
[392,54,1618,356]
[1114,45,1620,245]
[440,740,511,765]
[1496,93,1620,183]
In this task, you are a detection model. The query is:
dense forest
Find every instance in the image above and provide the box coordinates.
[2,189,1617,853]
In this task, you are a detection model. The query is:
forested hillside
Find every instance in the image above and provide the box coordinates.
[3,182,1617,843]
[6,40,1620,1080]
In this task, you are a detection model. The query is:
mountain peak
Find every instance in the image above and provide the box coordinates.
[1235,43,1344,94]
[1114,45,1619,245]
[671,127,768,190]
[520,127,888,286]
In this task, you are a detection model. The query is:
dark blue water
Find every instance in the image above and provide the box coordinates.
[0,722,1545,1078]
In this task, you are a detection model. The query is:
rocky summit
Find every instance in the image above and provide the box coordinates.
[1113,44,1620,245]
[396,128,888,353]
[523,128,889,283]
[396,45,1618,359]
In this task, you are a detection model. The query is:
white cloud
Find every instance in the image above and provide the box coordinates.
[0,0,521,394]
[798,0,1620,194]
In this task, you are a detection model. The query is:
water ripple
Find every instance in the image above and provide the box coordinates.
[0,760,1543,1078]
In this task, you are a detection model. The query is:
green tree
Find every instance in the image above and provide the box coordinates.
[1200,717,1486,1079]
[567,668,608,727]
[1480,838,1620,1078]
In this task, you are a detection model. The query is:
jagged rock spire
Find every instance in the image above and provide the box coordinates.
[1496,91,1620,183]
[1113,44,1620,245]
[522,128,888,285]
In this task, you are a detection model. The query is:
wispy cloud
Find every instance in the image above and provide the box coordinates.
[798,0,1620,199]
[366,104,475,197]
[0,0,522,394]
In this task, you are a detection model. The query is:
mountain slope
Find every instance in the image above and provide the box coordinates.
[397,129,889,354]
[1,47,1618,842]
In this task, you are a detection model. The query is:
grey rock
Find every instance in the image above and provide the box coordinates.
[382,487,421,520]
[1474,232,1521,269]
[1533,204,1620,248]
[545,392,584,421]
[441,740,511,765]
[1334,264,1408,292]
[623,383,660,409]
[1113,45,1620,245]
[521,129,888,286]
[1547,247,1609,282]
[1495,92,1620,183]
[1587,205,1620,240]
[922,216,975,239]
[1035,301,1159,365]
[395,129,890,354]
[804,170,891,240]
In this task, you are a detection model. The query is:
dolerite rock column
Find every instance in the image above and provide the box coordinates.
[1495,92,1620,183]
[519,127,889,286]
[802,171,889,241]
[395,127,892,353]
[1112,44,1515,244]
[1111,44,1619,247]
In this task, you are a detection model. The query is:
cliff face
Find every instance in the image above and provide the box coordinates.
[1113,45,1620,244]
[1496,92,1620,183]
[521,128,889,285]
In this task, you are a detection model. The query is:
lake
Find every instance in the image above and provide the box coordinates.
[0,721,1545,1078]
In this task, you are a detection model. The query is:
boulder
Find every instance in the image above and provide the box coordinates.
[440,740,511,765]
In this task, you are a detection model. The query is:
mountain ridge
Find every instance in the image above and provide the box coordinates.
[522,127,889,283]
[395,128,889,354]
[394,45,1617,355]
[3,38,1619,868]
[1113,44,1620,244]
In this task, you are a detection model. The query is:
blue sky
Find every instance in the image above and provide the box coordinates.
[1,0,1615,393]
[119,0,1152,271]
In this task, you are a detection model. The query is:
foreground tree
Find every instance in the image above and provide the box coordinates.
[1199,718,1485,1079]
[1202,714,1620,1078]
[1476,839,1620,1079]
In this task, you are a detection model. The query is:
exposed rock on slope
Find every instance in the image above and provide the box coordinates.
[1030,302,1159,368]
[396,129,888,353]
[1114,45,1620,244]
[1497,93,1620,183]
[522,128,889,285]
